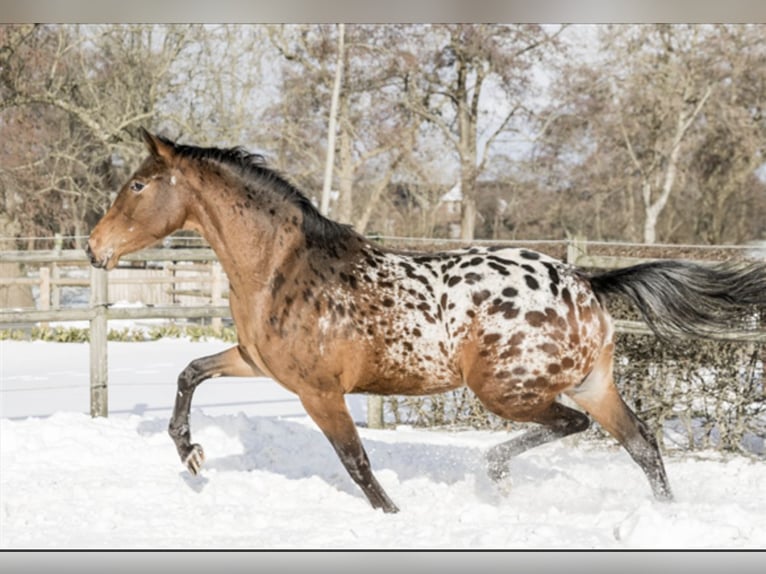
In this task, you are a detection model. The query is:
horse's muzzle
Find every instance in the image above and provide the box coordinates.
[85,241,113,269]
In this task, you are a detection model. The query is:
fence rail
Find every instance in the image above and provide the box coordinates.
[2,238,765,421]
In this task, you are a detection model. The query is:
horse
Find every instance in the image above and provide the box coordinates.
[86,129,766,513]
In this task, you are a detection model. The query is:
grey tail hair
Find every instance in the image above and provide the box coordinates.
[586,260,766,341]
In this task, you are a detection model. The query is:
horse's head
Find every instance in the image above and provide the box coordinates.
[87,129,189,270]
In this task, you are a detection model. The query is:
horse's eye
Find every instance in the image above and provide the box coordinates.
[130,181,146,193]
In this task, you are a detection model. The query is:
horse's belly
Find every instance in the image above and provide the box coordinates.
[357,336,464,396]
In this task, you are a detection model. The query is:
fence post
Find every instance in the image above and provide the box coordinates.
[566,235,587,266]
[89,267,108,418]
[39,266,51,329]
[211,261,223,332]
[367,395,384,429]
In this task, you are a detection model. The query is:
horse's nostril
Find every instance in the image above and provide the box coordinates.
[85,243,96,263]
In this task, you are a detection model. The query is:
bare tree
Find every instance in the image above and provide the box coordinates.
[267,24,424,233]
[536,24,766,245]
[401,24,565,240]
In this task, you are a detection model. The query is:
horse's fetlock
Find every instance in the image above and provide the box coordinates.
[168,422,189,439]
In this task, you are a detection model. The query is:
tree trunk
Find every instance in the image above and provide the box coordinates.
[336,101,354,225]
[320,23,345,217]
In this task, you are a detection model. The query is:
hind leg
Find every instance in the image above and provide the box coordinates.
[169,346,260,474]
[485,401,591,481]
[568,345,673,501]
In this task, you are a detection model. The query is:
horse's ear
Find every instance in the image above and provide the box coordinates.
[140,128,174,162]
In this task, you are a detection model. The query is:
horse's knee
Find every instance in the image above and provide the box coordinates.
[177,360,204,391]
[563,408,591,434]
[168,420,189,440]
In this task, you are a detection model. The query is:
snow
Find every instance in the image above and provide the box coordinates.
[1,338,765,549]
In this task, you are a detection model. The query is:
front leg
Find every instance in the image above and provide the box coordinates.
[169,345,260,474]
[299,389,399,513]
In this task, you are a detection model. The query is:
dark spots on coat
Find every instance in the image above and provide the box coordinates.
[487,255,517,266]
[400,261,431,286]
[460,256,484,269]
[508,332,526,347]
[488,300,519,320]
[339,272,358,290]
[540,342,558,355]
[379,280,394,289]
[524,275,539,290]
[412,327,422,337]
[562,357,575,369]
[502,287,518,298]
[525,310,546,327]
[382,297,395,308]
[464,272,482,284]
[417,302,430,312]
[439,341,448,356]
[472,290,491,305]
[521,264,535,274]
[520,249,541,260]
[441,260,457,274]
[365,257,379,268]
[512,366,527,376]
[336,303,345,317]
[525,376,548,389]
[271,272,286,297]
[447,275,462,287]
[468,247,480,254]
[499,347,522,359]
[547,363,562,375]
[483,333,502,345]
[466,309,476,318]
[403,341,413,352]
[543,262,561,286]
[495,371,511,380]
[440,293,448,310]
[550,283,559,296]
[487,261,510,276]
[302,288,313,302]
[561,287,573,309]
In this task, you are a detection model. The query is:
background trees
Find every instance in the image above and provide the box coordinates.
[535,24,766,245]
[1,23,764,248]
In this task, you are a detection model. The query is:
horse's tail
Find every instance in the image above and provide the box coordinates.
[586,260,766,340]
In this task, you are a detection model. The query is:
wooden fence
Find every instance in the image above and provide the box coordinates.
[0,248,228,417]
[1,238,764,422]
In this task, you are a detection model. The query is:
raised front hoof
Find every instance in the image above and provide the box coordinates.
[182,444,205,475]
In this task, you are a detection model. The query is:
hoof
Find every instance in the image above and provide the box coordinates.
[380,501,400,514]
[183,444,205,475]
[486,452,509,483]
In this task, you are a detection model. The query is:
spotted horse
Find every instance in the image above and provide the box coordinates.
[87,130,766,513]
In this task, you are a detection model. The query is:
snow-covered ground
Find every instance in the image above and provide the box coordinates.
[1,338,764,549]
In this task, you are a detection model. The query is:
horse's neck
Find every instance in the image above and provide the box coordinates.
[185,183,303,292]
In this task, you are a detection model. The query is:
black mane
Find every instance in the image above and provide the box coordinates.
[160,135,359,252]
